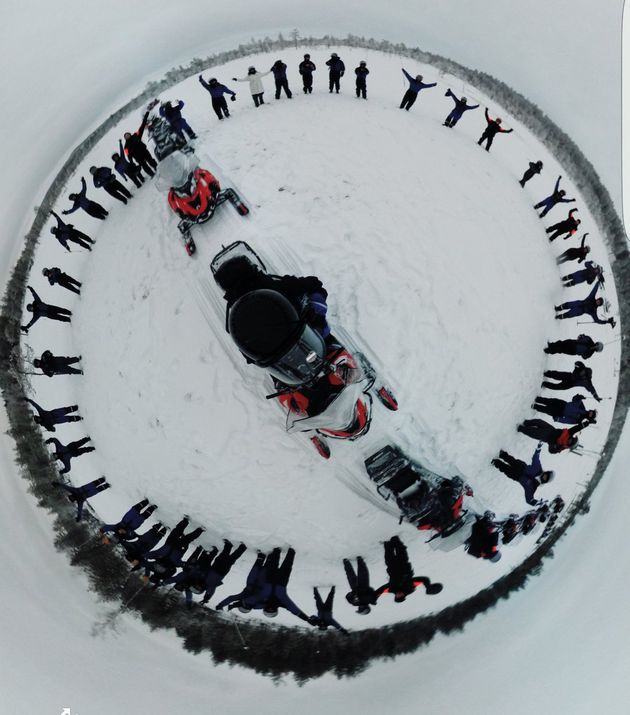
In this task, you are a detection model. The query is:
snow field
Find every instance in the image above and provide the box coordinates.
[20,47,620,628]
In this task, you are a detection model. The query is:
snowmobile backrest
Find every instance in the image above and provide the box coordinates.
[211,241,267,288]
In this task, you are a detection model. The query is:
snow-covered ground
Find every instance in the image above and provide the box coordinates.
[1,1,628,713]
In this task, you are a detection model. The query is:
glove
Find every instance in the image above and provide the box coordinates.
[230,94,236,102]
[307,615,320,626]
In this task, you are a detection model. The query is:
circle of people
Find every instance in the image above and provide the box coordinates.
[20,50,617,629]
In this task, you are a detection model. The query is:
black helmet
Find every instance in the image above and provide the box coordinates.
[209,77,218,84]
[359,61,366,66]
[304,53,310,59]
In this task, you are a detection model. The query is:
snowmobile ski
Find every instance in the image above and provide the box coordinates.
[310,435,331,459]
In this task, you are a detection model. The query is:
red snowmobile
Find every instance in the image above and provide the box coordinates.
[210,241,398,458]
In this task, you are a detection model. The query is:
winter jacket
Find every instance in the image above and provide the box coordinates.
[299,60,316,75]
[519,444,545,505]
[92,166,116,188]
[160,101,185,124]
[199,77,235,98]
[270,62,288,79]
[445,89,478,118]
[482,108,513,137]
[62,177,89,214]
[234,71,271,95]
[402,69,436,93]
[44,267,64,286]
[355,66,369,82]
[326,57,345,76]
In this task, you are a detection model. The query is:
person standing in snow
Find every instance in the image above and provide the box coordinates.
[112,139,145,188]
[270,60,292,99]
[491,443,555,505]
[517,418,591,453]
[45,435,94,473]
[354,61,369,99]
[62,177,108,220]
[215,552,266,610]
[261,548,313,622]
[544,334,603,359]
[299,54,316,94]
[232,66,271,107]
[33,350,83,377]
[532,394,597,425]
[519,160,543,187]
[442,89,478,127]
[42,266,81,295]
[123,107,157,177]
[89,165,133,204]
[100,499,157,542]
[546,209,580,241]
[533,176,575,217]
[159,100,197,141]
[142,516,204,571]
[124,523,168,566]
[542,361,602,401]
[49,211,94,252]
[343,556,378,614]
[21,286,71,333]
[52,476,109,521]
[326,53,345,93]
[554,280,615,327]
[561,260,603,288]
[556,234,590,265]
[198,75,236,120]
[477,108,513,151]
[399,69,437,111]
[198,540,247,604]
[375,536,443,602]
[24,398,82,432]
[466,512,501,561]
[312,586,348,633]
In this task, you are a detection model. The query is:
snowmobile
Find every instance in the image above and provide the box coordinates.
[210,241,398,458]
[151,126,249,256]
[364,445,473,537]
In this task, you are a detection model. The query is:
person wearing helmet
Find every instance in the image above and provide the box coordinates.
[159,100,197,141]
[298,53,316,94]
[556,233,590,266]
[477,107,513,151]
[491,442,555,506]
[561,260,604,289]
[42,266,81,295]
[519,159,543,188]
[542,360,602,401]
[198,75,236,120]
[48,211,94,251]
[270,59,292,99]
[354,61,370,99]
[554,279,614,327]
[24,397,82,433]
[326,52,345,93]
[374,536,443,602]
[534,175,576,217]
[544,333,602,359]
[532,394,597,426]
[123,106,157,177]
[466,513,501,561]
[214,552,266,610]
[62,177,108,220]
[546,208,581,242]
[33,349,83,377]
[21,286,72,334]
[443,88,479,127]
[232,66,272,107]
[399,68,437,111]
[517,417,593,453]
[312,586,348,634]
[89,165,133,205]
[343,556,378,613]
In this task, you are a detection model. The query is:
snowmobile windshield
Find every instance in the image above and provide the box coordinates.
[228,289,325,383]
[155,150,200,192]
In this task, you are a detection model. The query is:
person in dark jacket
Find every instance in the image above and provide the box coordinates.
[557,234,590,265]
[261,548,312,622]
[52,476,109,521]
[45,436,94,473]
[354,61,369,99]
[123,108,157,176]
[491,443,554,505]
[25,398,82,432]
[270,60,292,99]
[299,54,316,94]
[561,261,604,288]
[62,177,108,220]
[466,513,501,561]
[42,267,81,295]
[555,281,615,326]
[89,165,132,204]
[343,556,378,614]
[142,516,204,570]
[477,108,513,151]
[125,523,168,565]
[375,536,443,602]
[443,89,479,127]
[198,75,236,119]
[534,176,575,217]
[199,540,247,603]
[517,418,591,453]
[112,139,145,188]
[313,586,347,633]
[21,286,71,333]
[33,350,83,376]
[542,361,602,401]
[215,552,266,610]
[544,334,603,359]
[326,53,345,93]
[159,100,197,141]
[160,545,216,605]
[400,69,437,111]
[100,499,157,544]
[532,394,597,425]
[49,211,94,251]
[519,160,543,187]
[546,209,580,241]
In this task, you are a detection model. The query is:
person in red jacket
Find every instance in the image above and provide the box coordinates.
[477,108,513,151]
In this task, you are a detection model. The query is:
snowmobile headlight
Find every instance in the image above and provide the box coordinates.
[305,350,318,364]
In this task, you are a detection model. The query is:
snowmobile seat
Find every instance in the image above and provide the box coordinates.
[380,465,419,496]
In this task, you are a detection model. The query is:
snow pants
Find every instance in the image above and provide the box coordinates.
[556,301,587,319]
[534,196,557,217]
[546,223,572,241]
[477,129,496,151]
[329,73,342,92]
[55,272,81,294]
[171,118,196,141]
[83,200,108,220]
[383,536,413,588]
[519,167,538,187]
[544,339,589,356]
[302,73,313,93]
[518,419,558,445]
[275,78,292,99]
[104,179,132,204]
[557,247,586,264]
[212,96,230,119]
[400,89,417,110]
[47,405,82,426]
[532,396,567,420]
[130,149,156,177]
[66,228,94,250]
[39,305,72,322]
[444,109,462,127]
[252,92,265,107]
[494,451,527,481]
[266,548,295,587]
[43,355,82,375]
[542,375,576,392]
[355,78,367,98]
[562,269,592,286]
